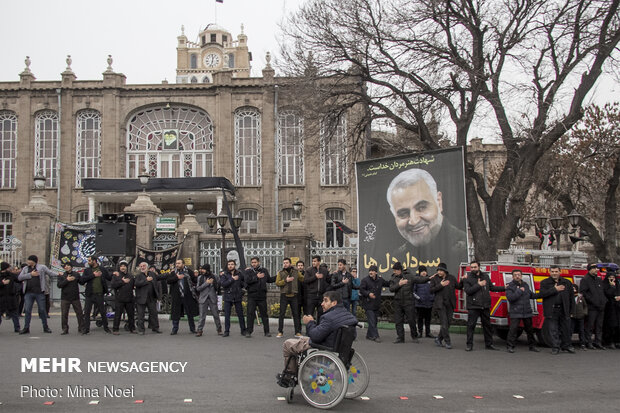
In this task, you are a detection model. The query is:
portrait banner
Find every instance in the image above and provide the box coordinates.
[356,147,468,276]
[136,244,181,275]
[50,222,97,273]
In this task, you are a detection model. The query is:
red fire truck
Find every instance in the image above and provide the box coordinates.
[453,249,589,346]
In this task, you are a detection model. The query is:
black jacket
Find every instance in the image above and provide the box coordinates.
[134,270,162,304]
[505,280,536,319]
[57,271,81,301]
[111,272,135,303]
[430,273,458,311]
[220,269,245,302]
[359,275,389,311]
[580,273,607,311]
[539,276,575,318]
[389,271,428,302]
[303,267,331,299]
[79,265,111,296]
[0,270,19,312]
[330,271,355,300]
[463,271,505,310]
[244,266,274,300]
[167,269,198,318]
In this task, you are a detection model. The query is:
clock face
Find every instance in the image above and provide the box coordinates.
[204,53,221,68]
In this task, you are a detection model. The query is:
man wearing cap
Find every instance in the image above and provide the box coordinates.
[57,263,84,335]
[430,262,458,349]
[111,261,136,335]
[79,256,112,335]
[580,263,607,349]
[360,264,390,342]
[244,257,274,338]
[389,261,429,343]
[196,263,222,336]
[462,260,505,351]
[18,255,56,334]
[505,269,540,353]
[539,265,575,354]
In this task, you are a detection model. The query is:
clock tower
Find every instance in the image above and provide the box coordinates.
[176,23,251,83]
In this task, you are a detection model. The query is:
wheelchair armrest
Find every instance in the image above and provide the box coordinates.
[309,343,336,352]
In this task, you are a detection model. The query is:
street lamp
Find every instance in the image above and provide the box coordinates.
[293,198,303,219]
[534,210,582,250]
[138,168,150,192]
[186,198,195,213]
[207,211,243,271]
[33,171,46,189]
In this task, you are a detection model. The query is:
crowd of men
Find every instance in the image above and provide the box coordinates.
[1,254,619,354]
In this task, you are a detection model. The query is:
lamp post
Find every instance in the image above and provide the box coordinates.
[292,198,303,220]
[33,171,46,190]
[138,168,150,193]
[534,209,582,250]
[186,198,195,213]
[207,211,243,271]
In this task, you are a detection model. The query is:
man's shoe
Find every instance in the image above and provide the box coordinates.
[529,346,540,352]
[112,331,120,335]
[265,332,272,337]
[61,331,69,335]
[245,332,252,338]
[562,347,576,354]
[374,337,382,343]
[81,330,89,335]
[434,337,443,347]
[444,342,452,349]
[426,333,435,339]
[586,343,595,350]
[103,328,111,334]
[593,343,606,350]
[276,332,283,338]
[152,329,162,334]
[130,331,138,334]
[410,336,419,343]
[140,331,146,335]
[551,348,560,355]
[366,336,376,341]
[485,344,500,351]
[393,338,405,344]
[222,332,229,337]
[295,333,302,337]
[580,344,587,351]
[170,330,178,335]
[195,331,203,337]
[465,345,473,351]
[43,327,52,334]
[507,347,515,353]
[217,328,223,336]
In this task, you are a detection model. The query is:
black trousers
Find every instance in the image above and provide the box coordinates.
[393,301,416,340]
[246,297,269,334]
[306,297,323,321]
[60,299,84,333]
[585,307,604,346]
[83,293,107,331]
[416,307,432,335]
[136,299,159,332]
[547,310,571,350]
[279,295,301,334]
[113,301,135,332]
[224,300,246,333]
[507,317,535,348]
[435,306,453,344]
[466,308,494,347]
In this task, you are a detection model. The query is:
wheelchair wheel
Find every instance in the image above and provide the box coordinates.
[286,386,294,403]
[345,351,370,399]
[298,350,348,409]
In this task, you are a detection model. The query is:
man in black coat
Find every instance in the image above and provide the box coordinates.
[303,255,331,321]
[539,265,575,354]
[111,261,136,335]
[0,262,20,332]
[359,264,389,342]
[244,256,274,338]
[57,263,84,335]
[134,261,163,335]
[580,263,607,349]
[79,256,111,334]
[389,261,428,343]
[167,259,198,335]
[463,260,505,351]
[220,259,247,337]
[430,263,458,349]
[505,269,540,353]
[330,259,353,311]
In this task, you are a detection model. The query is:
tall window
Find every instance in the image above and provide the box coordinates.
[0,111,17,188]
[0,212,12,241]
[76,210,89,222]
[278,110,304,185]
[126,105,214,179]
[76,110,101,187]
[239,209,258,234]
[325,208,345,247]
[320,115,347,185]
[234,107,261,186]
[190,54,197,69]
[34,110,59,187]
[281,208,294,232]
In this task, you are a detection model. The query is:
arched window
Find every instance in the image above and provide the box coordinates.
[190,76,198,83]
[126,105,214,178]
[325,208,345,247]
[202,76,210,83]
[76,210,90,223]
[239,209,258,234]
[0,111,17,188]
[190,54,198,69]
[278,110,304,185]
[320,115,347,185]
[35,110,59,187]
[228,53,235,68]
[76,110,101,187]
[234,107,261,186]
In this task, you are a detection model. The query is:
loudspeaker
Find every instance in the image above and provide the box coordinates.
[95,222,137,256]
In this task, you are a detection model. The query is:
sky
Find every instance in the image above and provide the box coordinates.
[0,0,306,83]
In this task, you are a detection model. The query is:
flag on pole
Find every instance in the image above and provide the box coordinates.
[332,220,357,234]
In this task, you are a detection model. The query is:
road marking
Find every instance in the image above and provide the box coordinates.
[134,400,144,404]
[473,395,484,399]
[543,390,555,394]
[89,400,100,405]
[30,337,41,340]
[277,397,286,401]
[433,395,444,399]
[43,401,54,405]
[399,396,409,400]
[513,395,524,399]
[183,399,192,403]
[360,396,370,400]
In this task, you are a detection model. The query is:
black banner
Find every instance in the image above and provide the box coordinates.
[356,147,468,276]
[136,244,180,275]
[50,222,97,272]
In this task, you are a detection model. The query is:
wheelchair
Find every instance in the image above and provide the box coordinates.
[278,325,370,409]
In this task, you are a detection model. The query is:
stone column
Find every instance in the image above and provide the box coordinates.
[124,194,161,250]
[176,214,204,270]
[20,193,55,264]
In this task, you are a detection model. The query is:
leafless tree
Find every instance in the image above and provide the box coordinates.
[279,0,620,260]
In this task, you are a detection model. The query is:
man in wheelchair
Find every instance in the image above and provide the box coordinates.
[277,290,358,388]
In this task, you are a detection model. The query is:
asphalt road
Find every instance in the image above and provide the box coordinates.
[0,314,618,412]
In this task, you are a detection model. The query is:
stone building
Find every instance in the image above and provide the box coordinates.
[0,24,363,277]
